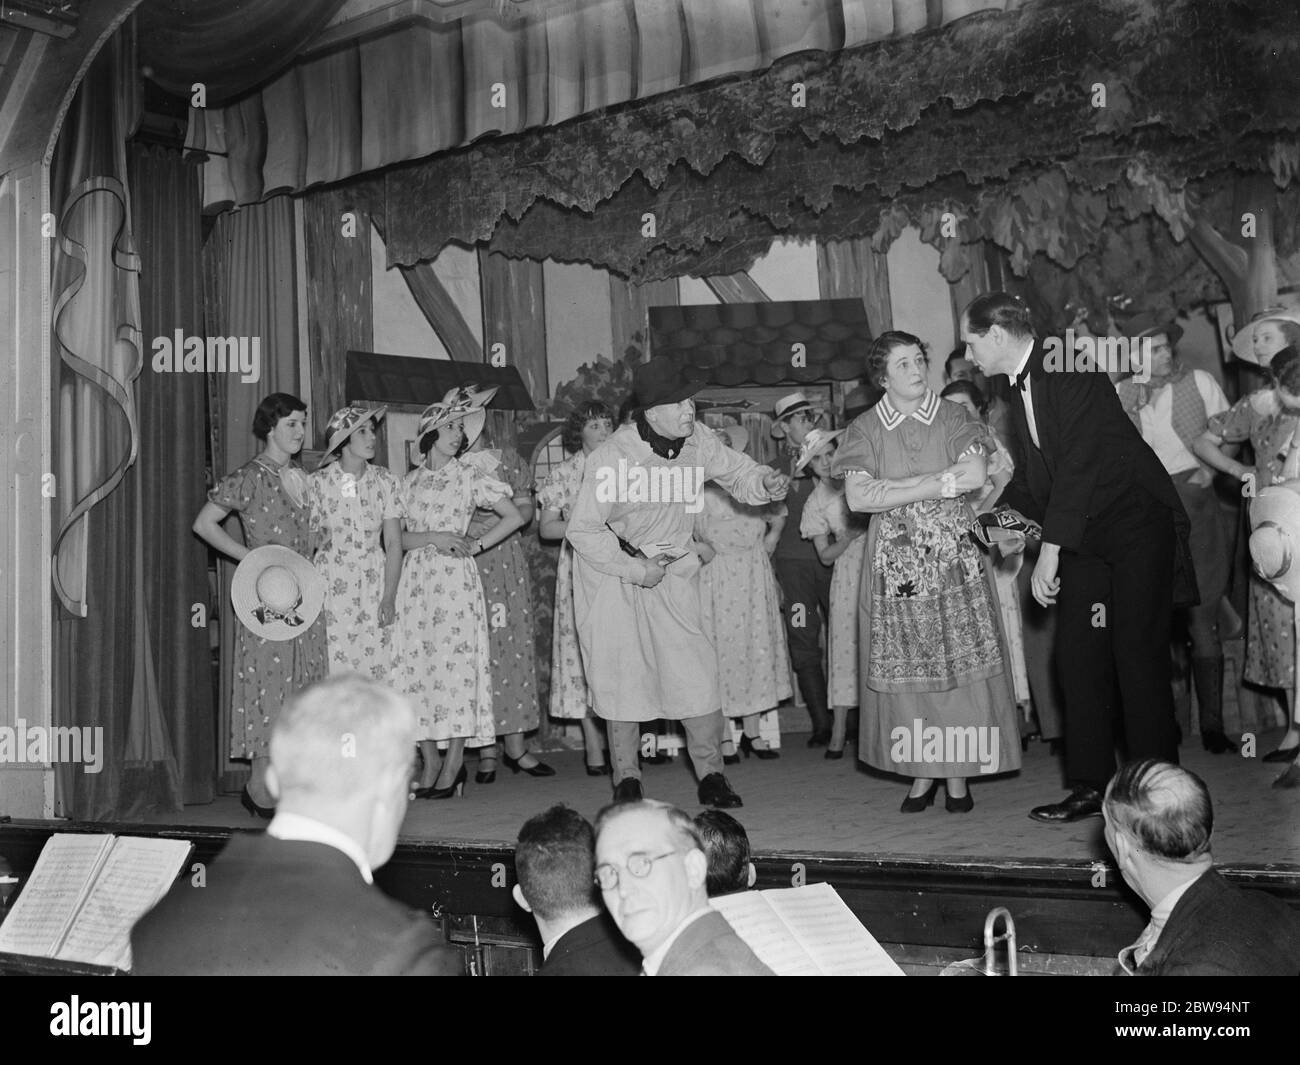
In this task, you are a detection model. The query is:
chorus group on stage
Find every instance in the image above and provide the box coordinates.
[194,294,1300,821]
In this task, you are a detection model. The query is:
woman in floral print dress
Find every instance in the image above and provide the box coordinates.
[398,389,521,798]
[309,407,405,681]
[832,331,1020,813]
[193,392,327,814]
[537,401,615,774]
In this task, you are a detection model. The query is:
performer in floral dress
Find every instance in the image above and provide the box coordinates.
[537,401,615,774]
[309,407,405,680]
[193,392,326,816]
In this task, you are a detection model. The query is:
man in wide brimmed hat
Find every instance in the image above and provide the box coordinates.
[1115,312,1236,754]
[768,391,836,747]
[566,358,790,808]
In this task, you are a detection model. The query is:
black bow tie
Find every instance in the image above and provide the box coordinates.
[1014,367,1031,390]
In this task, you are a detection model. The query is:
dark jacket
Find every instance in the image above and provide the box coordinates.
[130,832,462,976]
[999,339,1197,606]
[538,912,641,976]
[655,910,773,977]
[1138,869,1300,976]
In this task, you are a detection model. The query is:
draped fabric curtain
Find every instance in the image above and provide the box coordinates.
[817,238,893,336]
[202,195,300,791]
[52,31,183,820]
[302,188,374,437]
[129,143,216,805]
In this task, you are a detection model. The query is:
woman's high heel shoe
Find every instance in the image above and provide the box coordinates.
[1263,742,1300,763]
[585,762,611,777]
[417,765,467,799]
[945,789,974,813]
[476,765,497,785]
[240,787,274,820]
[739,734,779,760]
[900,782,938,813]
[503,752,556,777]
[824,746,844,760]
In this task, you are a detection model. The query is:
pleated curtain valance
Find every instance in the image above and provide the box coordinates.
[184,0,1019,213]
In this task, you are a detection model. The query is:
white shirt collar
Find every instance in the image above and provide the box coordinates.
[875,389,939,431]
[267,811,373,885]
[1008,338,1036,386]
[640,906,712,976]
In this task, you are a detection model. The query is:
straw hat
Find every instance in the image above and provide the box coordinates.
[317,406,387,469]
[416,385,499,451]
[1249,485,1300,603]
[718,424,749,454]
[231,545,325,641]
[794,427,843,472]
[1231,309,1300,364]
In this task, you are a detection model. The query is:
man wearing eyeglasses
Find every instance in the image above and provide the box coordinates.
[593,800,773,976]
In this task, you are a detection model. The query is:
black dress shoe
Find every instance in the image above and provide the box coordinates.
[1029,785,1103,823]
[900,782,937,813]
[945,790,973,814]
[698,772,743,809]
[585,763,611,777]
[1200,729,1238,754]
[612,778,643,802]
[502,753,556,777]
[1263,743,1300,763]
[824,747,844,760]
[806,730,831,749]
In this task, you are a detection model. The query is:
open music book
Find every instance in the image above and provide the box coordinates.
[711,882,905,976]
[0,833,192,971]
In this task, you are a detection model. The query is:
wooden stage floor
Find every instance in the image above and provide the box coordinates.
[140,728,1300,868]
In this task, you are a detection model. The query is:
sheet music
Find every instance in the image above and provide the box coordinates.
[765,883,904,976]
[57,837,192,969]
[0,834,114,958]
[710,893,821,976]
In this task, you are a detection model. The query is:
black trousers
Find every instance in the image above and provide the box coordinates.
[772,556,832,672]
[1055,495,1180,791]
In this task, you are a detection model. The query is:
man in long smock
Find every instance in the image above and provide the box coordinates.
[567,360,790,808]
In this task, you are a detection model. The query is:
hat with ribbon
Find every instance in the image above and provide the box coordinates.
[1121,311,1184,348]
[773,391,821,423]
[717,424,749,454]
[632,359,705,408]
[416,384,499,449]
[231,545,326,641]
[317,406,387,469]
[1249,484,1300,603]
[1231,308,1300,364]
[794,427,843,472]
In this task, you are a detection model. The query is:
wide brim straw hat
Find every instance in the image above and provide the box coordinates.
[231,545,326,641]
[1231,309,1300,364]
[1249,485,1300,603]
[719,424,749,454]
[416,385,500,451]
[317,406,387,469]
[794,427,843,472]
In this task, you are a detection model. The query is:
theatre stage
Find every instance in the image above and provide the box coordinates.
[141,727,1300,867]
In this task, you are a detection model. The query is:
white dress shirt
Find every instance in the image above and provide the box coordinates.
[1007,338,1040,448]
[640,906,712,976]
[1118,873,1201,974]
[267,811,374,884]
[1137,370,1229,476]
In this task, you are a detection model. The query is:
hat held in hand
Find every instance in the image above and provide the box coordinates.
[1249,485,1300,603]
[232,545,326,641]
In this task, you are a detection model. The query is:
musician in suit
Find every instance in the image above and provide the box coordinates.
[512,804,640,976]
[131,675,462,976]
[961,293,1195,823]
[1104,759,1300,975]
[594,800,773,976]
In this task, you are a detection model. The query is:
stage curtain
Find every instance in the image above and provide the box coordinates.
[129,143,216,806]
[478,249,548,401]
[136,0,349,106]
[818,238,893,335]
[203,195,300,792]
[51,31,183,820]
[302,187,373,436]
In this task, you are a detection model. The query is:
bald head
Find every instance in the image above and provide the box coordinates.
[1104,760,1213,863]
